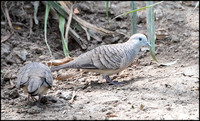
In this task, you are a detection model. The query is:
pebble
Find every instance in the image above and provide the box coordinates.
[46,96,57,103]
[28,106,42,114]
[3,89,19,99]
[1,43,11,59]
[60,90,73,100]
[13,48,28,61]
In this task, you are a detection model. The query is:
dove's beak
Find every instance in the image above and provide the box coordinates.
[145,41,152,48]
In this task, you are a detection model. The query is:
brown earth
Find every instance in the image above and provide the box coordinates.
[1,1,199,120]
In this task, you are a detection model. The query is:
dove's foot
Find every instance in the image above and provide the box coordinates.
[103,75,123,85]
[28,95,37,102]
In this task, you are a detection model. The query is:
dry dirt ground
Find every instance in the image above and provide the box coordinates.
[1,1,199,120]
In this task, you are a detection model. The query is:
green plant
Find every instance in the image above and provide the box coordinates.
[131,1,137,34]
[106,1,110,26]
[146,1,177,66]
[44,3,53,59]
[112,1,176,66]
[59,15,69,57]
[111,1,163,21]
[194,1,199,10]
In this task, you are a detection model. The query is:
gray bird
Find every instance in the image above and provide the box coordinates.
[16,62,53,102]
[51,33,151,85]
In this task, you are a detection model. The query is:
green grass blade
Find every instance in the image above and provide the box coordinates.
[193,1,199,10]
[146,1,159,63]
[44,3,53,59]
[146,1,176,66]
[106,1,110,26]
[160,60,178,66]
[112,1,163,21]
[131,1,137,34]
[59,15,69,57]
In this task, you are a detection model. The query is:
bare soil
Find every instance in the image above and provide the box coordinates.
[1,1,199,120]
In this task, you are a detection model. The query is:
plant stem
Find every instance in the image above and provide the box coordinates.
[131,1,137,35]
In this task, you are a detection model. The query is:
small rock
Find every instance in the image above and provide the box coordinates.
[3,89,20,99]
[101,108,107,112]
[13,48,28,61]
[60,90,73,100]
[132,105,135,109]
[29,46,43,54]
[120,29,127,33]
[140,104,145,110]
[10,90,20,99]
[172,35,180,43]
[17,108,27,113]
[46,96,57,103]
[141,47,150,52]
[78,78,86,82]
[165,84,171,88]
[182,65,198,77]
[40,96,48,104]
[28,106,42,114]
[39,55,47,60]
[1,43,11,59]
[63,110,67,114]
[5,54,15,64]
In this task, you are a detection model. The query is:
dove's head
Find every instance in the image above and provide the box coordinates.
[128,33,151,48]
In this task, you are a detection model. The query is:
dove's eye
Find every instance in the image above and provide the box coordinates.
[139,37,142,41]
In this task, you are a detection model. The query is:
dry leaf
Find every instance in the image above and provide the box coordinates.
[14,26,21,30]
[1,33,11,43]
[54,73,74,80]
[47,57,74,66]
[73,8,79,14]
[140,104,144,110]
[106,114,117,118]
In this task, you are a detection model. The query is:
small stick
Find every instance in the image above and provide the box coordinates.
[4,1,14,32]
[65,4,74,50]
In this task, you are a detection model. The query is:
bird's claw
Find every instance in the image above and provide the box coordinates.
[103,75,123,85]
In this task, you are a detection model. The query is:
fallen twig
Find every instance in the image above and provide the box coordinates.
[4,1,14,32]
[82,26,91,41]
[65,4,74,50]
[53,73,75,80]
[1,21,28,28]
[69,28,88,50]
[64,1,72,9]
[31,1,40,24]
[42,1,88,50]
[47,56,74,66]
[69,89,79,104]
[58,1,115,34]
[29,15,33,36]
[1,32,11,43]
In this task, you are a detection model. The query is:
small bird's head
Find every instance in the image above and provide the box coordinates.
[128,33,151,48]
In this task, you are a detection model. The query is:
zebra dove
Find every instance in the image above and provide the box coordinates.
[16,62,53,102]
[51,33,151,85]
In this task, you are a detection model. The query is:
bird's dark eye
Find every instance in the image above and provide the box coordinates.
[139,37,142,41]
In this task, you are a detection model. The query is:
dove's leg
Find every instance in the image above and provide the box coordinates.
[103,75,123,85]
[31,96,37,102]
[28,95,31,101]
[28,95,37,102]
[36,94,47,107]
[38,94,42,102]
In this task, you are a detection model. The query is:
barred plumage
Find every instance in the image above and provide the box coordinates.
[16,62,53,101]
[51,33,151,85]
